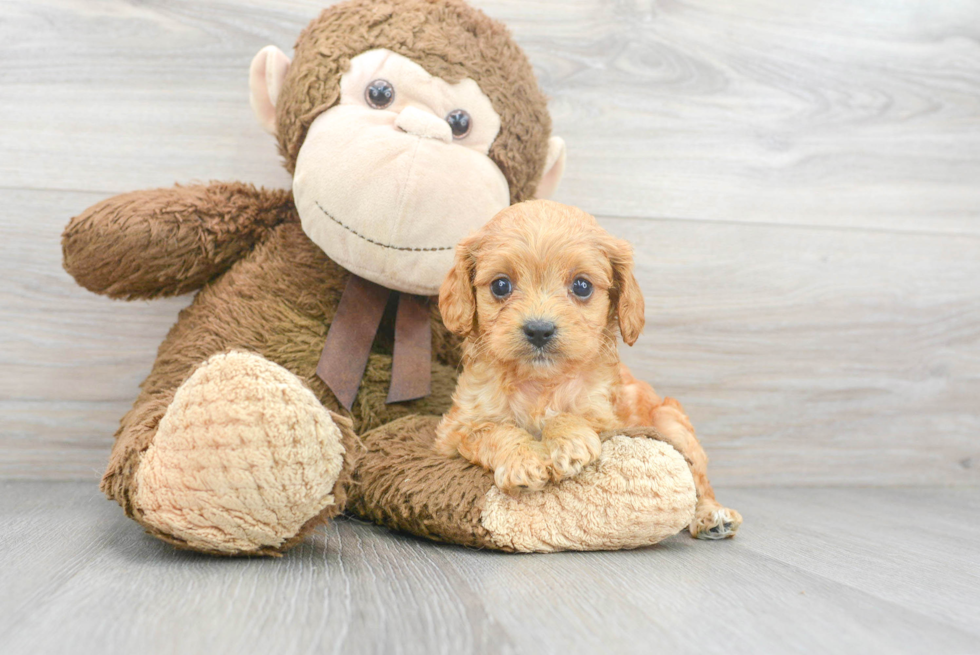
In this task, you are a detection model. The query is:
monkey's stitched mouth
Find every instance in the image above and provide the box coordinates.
[315,201,454,253]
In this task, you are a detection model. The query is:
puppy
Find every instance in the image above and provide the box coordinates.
[435,200,741,539]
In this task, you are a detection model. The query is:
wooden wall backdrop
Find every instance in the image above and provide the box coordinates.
[1,0,978,484]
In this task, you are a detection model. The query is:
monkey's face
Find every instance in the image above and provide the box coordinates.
[291,49,511,295]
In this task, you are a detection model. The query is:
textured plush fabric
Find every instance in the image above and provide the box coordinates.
[135,352,348,554]
[481,433,697,552]
[62,183,293,300]
[291,49,512,294]
[277,0,551,203]
[88,208,461,526]
[250,45,292,134]
[346,417,696,552]
[347,415,498,549]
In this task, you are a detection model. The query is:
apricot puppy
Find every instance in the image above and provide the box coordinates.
[436,200,741,539]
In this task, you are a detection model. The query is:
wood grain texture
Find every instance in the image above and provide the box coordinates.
[611,216,980,485]
[1,0,979,483]
[1,482,978,655]
[3,0,978,232]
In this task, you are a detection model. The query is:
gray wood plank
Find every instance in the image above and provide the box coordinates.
[1,0,978,232]
[1,482,978,655]
[1,400,124,479]
[727,487,980,633]
[0,188,191,403]
[609,216,980,486]
[535,0,980,233]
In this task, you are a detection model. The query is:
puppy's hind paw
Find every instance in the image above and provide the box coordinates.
[690,504,742,540]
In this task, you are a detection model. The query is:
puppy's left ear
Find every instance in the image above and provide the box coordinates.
[607,237,645,346]
[439,236,479,337]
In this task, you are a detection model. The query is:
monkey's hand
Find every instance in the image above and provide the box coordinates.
[62,182,292,300]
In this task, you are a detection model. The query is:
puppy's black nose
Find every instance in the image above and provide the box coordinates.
[523,320,556,348]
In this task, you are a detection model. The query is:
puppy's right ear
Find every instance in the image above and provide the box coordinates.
[439,237,478,337]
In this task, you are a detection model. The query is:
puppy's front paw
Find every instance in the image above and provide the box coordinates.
[494,446,551,496]
[548,428,602,481]
[689,501,742,540]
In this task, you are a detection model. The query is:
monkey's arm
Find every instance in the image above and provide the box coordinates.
[62,182,293,300]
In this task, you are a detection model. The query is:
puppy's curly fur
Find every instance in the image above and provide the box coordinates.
[436,200,741,539]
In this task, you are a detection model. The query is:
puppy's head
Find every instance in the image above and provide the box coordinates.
[439,200,644,375]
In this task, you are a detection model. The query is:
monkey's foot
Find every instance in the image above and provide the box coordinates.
[133,351,348,555]
[689,501,742,540]
[483,435,697,552]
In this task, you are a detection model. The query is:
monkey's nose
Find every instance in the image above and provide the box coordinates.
[523,320,557,349]
[394,106,452,143]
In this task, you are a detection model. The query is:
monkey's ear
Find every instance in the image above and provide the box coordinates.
[439,238,479,337]
[534,136,567,199]
[608,237,645,346]
[249,45,291,135]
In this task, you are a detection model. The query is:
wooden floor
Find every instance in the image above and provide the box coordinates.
[1,481,977,655]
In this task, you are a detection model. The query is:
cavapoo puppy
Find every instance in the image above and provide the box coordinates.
[435,200,741,539]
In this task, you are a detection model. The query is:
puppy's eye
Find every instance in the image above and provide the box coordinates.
[571,277,593,299]
[446,109,471,138]
[490,277,512,298]
[365,79,395,109]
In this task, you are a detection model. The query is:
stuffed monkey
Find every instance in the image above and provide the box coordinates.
[62,0,706,556]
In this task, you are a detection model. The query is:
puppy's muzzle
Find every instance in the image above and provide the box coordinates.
[522,320,557,349]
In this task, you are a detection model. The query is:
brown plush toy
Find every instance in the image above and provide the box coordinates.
[61,0,699,556]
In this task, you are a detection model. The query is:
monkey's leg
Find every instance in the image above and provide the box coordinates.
[346,417,696,552]
[103,351,356,556]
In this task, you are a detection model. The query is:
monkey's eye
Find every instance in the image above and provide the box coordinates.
[365,79,395,109]
[571,277,593,299]
[490,276,512,298]
[446,109,472,139]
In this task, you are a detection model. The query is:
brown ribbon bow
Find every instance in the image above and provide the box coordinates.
[316,275,432,410]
